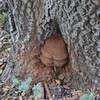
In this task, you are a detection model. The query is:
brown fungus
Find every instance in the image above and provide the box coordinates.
[40,33,68,67]
[40,55,53,66]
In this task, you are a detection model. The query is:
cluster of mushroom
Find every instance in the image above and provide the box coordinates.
[40,33,68,67]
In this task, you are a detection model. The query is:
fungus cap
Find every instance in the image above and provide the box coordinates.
[41,45,52,59]
[40,33,68,67]
[40,54,53,66]
[45,33,67,60]
[54,59,67,67]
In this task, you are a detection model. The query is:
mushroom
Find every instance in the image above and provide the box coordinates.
[40,33,68,67]
[40,55,53,66]
[54,59,67,67]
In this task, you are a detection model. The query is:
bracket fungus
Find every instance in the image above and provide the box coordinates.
[40,33,68,67]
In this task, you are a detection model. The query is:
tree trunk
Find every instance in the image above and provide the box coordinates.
[1,0,100,89]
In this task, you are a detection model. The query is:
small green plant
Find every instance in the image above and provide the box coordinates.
[79,91,95,100]
[12,76,32,92]
[0,13,7,27]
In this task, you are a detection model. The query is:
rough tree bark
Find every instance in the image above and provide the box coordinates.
[1,0,100,90]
